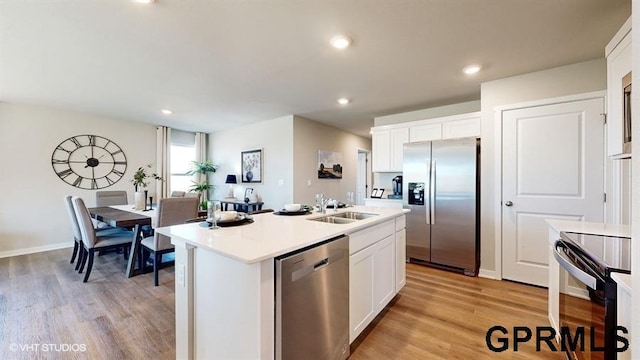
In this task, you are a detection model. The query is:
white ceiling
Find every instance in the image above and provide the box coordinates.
[0,0,631,138]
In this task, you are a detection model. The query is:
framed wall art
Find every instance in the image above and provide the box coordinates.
[241,149,262,183]
[317,150,343,179]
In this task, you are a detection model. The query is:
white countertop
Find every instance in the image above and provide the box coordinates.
[546,219,631,238]
[611,273,632,294]
[156,205,408,264]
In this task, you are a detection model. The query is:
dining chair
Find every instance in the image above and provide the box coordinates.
[95,190,128,206]
[94,190,129,230]
[72,196,135,282]
[184,192,200,198]
[141,197,198,286]
[64,195,123,267]
[171,191,186,197]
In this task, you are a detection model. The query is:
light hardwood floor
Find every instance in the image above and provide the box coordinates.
[1,249,566,359]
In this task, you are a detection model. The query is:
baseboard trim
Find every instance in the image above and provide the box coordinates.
[0,242,72,259]
[478,268,497,279]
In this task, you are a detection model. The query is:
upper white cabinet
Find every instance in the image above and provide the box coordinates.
[606,16,632,159]
[442,117,481,139]
[409,123,441,142]
[372,127,408,172]
[371,112,480,172]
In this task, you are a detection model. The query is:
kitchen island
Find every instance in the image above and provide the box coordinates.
[155,205,408,360]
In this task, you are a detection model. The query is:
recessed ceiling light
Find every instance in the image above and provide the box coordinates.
[337,98,350,105]
[330,35,352,49]
[132,0,156,4]
[161,109,173,115]
[463,65,481,75]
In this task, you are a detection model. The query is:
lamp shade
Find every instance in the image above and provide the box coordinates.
[225,174,237,184]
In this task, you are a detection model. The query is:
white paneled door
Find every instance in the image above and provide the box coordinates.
[502,97,605,287]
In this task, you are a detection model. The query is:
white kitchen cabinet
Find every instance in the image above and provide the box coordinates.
[349,240,376,343]
[372,130,391,172]
[395,215,406,292]
[373,235,396,310]
[371,112,480,173]
[372,127,409,172]
[348,218,399,343]
[409,123,441,142]
[442,117,481,139]
[612,273,632,360]
[606,17,632,159]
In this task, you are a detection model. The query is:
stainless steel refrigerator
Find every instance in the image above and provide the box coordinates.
[403,137,480,276]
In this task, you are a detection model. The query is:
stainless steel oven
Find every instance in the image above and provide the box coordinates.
[553,232,630,360]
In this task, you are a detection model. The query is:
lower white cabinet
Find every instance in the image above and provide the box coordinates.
[349,216,406,343]
[395,228,406,292]
[349,234,395,343]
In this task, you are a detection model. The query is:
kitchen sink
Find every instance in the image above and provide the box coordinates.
[308,212,378,224]
[330,212,378,220]
[308,216,356,224]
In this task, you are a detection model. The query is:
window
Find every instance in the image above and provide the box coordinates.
[170,131,197,194]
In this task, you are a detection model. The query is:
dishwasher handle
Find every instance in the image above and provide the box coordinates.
[291,250,345,282]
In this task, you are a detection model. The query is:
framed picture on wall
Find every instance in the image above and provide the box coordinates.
[371,188,384,198]
[241,149,262,183]
[317,150,343,179]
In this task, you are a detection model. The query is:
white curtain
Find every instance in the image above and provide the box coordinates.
[156,126,172,199]
[194,132,208,201]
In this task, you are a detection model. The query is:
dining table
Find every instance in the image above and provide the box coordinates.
[88,205,155,278]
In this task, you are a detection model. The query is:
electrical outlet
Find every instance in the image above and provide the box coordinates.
[307,180,312,187]
[278,179,284,186]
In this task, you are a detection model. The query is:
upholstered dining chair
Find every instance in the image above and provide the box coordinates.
[64,195,122,266]
[184,192,200,198]
[95,190,128,206]
[141,197,198,286]
[170,191,186,197]
[71,196,135,282]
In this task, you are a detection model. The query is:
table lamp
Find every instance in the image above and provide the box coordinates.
[225,174,237,200]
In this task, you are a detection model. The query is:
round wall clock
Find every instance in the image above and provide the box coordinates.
[51,134,127,190]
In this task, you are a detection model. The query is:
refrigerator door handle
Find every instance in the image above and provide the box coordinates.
[425,160,432,225]
[430,160,436,225]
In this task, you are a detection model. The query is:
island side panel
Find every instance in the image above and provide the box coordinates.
[194,247,275,359]
[173,239,195,360]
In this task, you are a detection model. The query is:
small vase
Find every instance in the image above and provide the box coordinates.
[246,171,253,182]
[134,191,145,210]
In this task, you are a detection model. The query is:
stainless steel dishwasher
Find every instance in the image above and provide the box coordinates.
[275,235,350,360]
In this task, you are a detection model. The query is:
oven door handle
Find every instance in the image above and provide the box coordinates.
[553,240,597,290]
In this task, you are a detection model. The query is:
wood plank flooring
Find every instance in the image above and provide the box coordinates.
[1,249,568,359]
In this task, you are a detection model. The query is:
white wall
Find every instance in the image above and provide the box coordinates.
[630,0,639,353]
[209,115,295,210]
[0,102,156,257]
[480,58,607,275]
[292,116,371,205]
[374,100,481,126]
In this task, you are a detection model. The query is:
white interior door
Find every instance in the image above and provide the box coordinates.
[502,97,605,287]
[356,151,368,205]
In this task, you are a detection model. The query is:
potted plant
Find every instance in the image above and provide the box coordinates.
[187,160,218,210]
[131,164,163,209]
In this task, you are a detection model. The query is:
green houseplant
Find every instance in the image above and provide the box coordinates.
[131,164,163,192]
[187,160,218,210]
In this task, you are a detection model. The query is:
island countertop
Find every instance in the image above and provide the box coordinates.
[155,205,408,264]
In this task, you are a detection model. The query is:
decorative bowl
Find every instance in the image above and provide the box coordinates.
[284,204,302,212]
